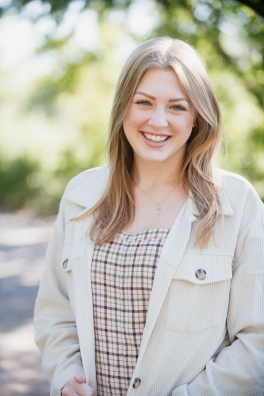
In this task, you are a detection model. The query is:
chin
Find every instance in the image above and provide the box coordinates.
[140,153,170,163]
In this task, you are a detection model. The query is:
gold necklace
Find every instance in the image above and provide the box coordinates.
[134,180,180,216]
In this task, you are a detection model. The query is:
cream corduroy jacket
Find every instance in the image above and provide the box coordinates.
[34,165,264,396]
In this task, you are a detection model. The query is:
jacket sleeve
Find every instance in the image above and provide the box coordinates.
[173,186,264,396]
[34,198,84,395]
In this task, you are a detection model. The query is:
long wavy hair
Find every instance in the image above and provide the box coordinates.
[76,37,223,248]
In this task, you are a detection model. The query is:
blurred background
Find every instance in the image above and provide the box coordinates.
[0,0,263,394]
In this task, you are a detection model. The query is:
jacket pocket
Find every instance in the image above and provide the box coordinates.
[60,241,73,273]
[165,254,232,333]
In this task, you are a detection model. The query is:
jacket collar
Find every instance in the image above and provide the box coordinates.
[186,174,233,216]
[64,164,110,217]
[186,168,233,216]
[65,164,233,217]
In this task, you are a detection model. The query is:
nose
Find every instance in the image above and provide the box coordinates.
[148,108,168,129]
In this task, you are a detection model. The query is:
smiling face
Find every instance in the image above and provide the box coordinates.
[123,68,197,168]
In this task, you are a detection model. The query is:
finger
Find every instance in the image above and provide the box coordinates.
[62,391,78,396]
[76,392,96,396]
[61,382,78,396]
[75,382,96,396]
[74,372,86,383]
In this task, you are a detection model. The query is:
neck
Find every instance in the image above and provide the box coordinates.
[132,154,184,188]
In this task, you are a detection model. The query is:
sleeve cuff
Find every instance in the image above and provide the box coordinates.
[50,364,84,396]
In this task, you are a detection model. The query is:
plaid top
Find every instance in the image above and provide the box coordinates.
[91,228,169,396]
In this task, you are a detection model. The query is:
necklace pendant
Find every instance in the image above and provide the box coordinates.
[157,204,160,216]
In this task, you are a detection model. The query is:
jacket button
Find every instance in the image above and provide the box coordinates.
[195,269,206,280]
[133,378,141,389]
[62,259,69,269]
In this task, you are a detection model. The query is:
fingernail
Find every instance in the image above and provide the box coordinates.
[76,373,84,380]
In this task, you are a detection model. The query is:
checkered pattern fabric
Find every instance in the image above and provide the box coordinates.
[91,228,169,396]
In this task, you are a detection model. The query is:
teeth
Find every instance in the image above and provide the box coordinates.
[143,133,168,142]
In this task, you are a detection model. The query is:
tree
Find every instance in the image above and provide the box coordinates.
[0,0,263,212]
[2,0,264,18]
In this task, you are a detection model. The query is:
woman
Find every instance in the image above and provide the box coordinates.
[34,37,264,396]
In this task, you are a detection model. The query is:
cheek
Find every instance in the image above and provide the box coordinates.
[123,108,145,135]
[171,116,193,135]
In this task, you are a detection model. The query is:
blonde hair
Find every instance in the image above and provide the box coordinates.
[77,37,222,248]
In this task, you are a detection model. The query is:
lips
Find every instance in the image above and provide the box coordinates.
[141,132,170,143]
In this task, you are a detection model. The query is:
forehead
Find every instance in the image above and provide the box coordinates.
[135,68,185,96]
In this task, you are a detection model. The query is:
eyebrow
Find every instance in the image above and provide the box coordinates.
[135,91,189,103]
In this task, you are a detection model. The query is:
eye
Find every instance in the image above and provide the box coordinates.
[171,105,186,111]
[136,100,151,106]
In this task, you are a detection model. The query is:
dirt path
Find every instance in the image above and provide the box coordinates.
[0,210,56,395]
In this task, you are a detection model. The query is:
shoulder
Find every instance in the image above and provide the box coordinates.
[215,167,264,235]
[55,164,109,233]
[215,167,262,203]
[216,168,251,190]
[64,164,109,196]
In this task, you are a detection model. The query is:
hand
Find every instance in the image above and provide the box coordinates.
[61,372,96,396]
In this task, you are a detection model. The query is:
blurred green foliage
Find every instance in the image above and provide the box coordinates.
[0,155,41,209]
[0,0,264,214]
[0,153,70,213]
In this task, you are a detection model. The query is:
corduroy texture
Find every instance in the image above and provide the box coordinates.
[34,164,264,396]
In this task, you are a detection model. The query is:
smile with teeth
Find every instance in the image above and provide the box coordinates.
[142,132,169,143]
